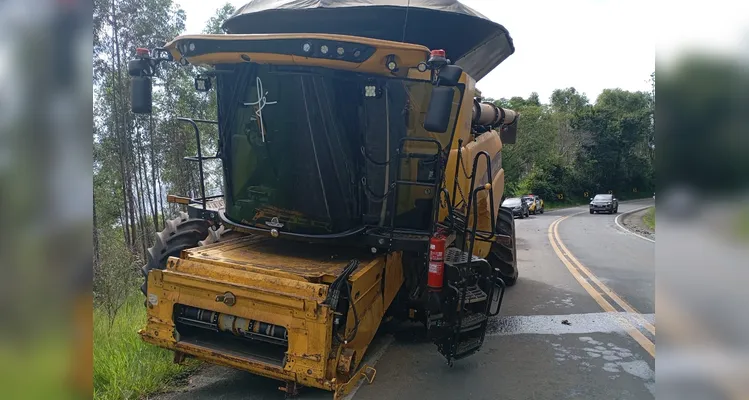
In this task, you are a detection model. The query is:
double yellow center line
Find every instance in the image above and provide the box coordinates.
[548,213,655,358]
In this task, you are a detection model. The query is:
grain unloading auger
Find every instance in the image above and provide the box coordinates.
[128,1,520,397]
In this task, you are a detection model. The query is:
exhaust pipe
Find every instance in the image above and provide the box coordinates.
[472,100,518,127]
[472,100,519,144]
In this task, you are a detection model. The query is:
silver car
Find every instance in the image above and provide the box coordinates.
[589,194,619,214]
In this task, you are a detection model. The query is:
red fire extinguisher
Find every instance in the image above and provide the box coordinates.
[427,234,446,291]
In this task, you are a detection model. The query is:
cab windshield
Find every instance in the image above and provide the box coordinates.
[217,63,461,235]
[593,195,613,201]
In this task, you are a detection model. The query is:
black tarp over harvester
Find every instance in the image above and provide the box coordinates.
[222,0,515,81]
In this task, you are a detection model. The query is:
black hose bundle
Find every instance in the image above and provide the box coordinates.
[324,259,361,344]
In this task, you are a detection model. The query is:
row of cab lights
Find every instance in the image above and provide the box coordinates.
[300,42,429,74]
[301,42,354,58]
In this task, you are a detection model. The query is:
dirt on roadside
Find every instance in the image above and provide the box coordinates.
[621,207,655,241]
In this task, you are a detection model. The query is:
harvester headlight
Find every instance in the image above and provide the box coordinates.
[188,42,195,52]
[337,46,345,55]
[364,85,377,97]
[194,75,212,92]
[353,49,361,58]
[385,54,398,72]
[320,45,329,54]
[417,62,428,72]
[302,42,312,53]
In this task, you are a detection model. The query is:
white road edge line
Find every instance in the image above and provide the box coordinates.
[614,205,655,243]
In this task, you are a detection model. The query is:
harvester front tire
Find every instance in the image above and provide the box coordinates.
[487,207,519,287]
[140,212,211,296]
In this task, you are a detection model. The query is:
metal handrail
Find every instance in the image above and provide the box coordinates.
[176,117,220,210]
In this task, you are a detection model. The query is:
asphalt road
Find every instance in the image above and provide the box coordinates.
[157,200,656,400]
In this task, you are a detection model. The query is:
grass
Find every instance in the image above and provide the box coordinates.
[544,199,589,210]
[642,207,656,231]
[737,206,749,240]
[94,295,199,400]
[0,335,78,400]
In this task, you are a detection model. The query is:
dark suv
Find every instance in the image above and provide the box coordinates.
[589,194,618,214]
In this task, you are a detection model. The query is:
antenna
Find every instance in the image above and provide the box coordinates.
[401,0,411,42]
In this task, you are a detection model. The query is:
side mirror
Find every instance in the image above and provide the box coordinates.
[437,65,463,86]
[500,123,518,144]
[131,76,153,114]
[424,86,455,133]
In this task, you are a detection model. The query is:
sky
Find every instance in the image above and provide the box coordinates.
[173,0,744,104]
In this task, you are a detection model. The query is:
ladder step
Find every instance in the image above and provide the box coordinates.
[464,285,487,304]
[183,156,220,161]
[395,180,434,187]
[454,337,483,359]
[460,313,488,332]
[444,247,470,265]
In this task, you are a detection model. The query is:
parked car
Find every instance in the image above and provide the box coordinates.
[521,195,537,214]
[532,194,544,214]
[589,194,618,214]
[502,197,530,219]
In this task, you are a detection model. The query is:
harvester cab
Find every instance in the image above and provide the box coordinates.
[129,1,519,397]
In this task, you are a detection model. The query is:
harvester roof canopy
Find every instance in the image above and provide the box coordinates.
[222,0,515,81]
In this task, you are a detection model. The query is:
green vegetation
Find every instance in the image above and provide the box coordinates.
[490,82,654,203]
[737,207,749,240]
[94,295,199,400]
[643,207,656,231]
[94,2,236,398]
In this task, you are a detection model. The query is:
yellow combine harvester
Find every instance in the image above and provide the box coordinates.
[128,1,520,397]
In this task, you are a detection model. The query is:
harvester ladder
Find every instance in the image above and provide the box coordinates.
[385,136,444,241]
[176,117,224,210]
[438,150,507,365]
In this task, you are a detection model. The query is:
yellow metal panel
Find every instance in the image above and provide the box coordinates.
[141,247,403,395]
[168,257,328,305]
[339,253,404,374]
[184,235,377,283]
[382,252,404,309]
[439,73,506,258]
[142,258,339,392]
[164,33,430,77]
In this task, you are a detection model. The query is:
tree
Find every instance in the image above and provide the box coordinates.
[550,87,589,114]
[204,3,237,34]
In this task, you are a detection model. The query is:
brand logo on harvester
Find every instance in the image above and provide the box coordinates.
[266,217,284,228]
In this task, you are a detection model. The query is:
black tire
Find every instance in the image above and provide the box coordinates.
[590,210,594,214]
[487,207,518,286]
[540,208,544,214]
[141,212,212,296]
